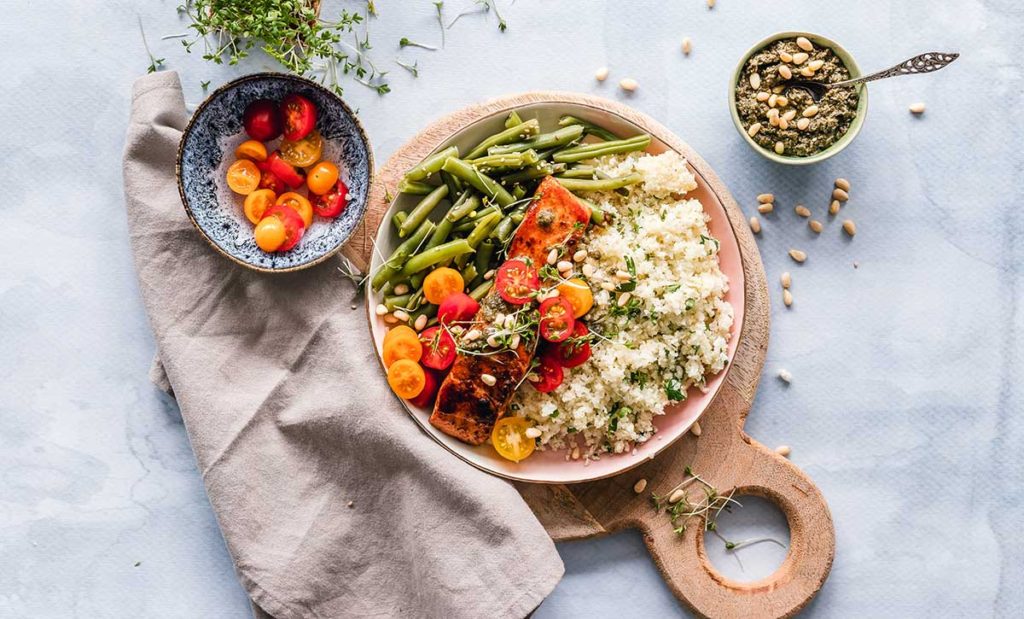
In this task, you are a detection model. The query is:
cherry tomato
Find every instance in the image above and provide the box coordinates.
[226,159,261,195]
[306,161,340,196]
[281,93,317,141]
[253,216,287,252]
[531,356,564,393]
[279,130,323,168]
[311,180,349,218]
[437,293,480,326]
[423,267,465,305]
[266,151,306,189]
[388,359,425,399]
[408,368,441,408]
[491,417,536,463]
[557,278,594,318]
[550,322,592,368]
[255,163,287,194]
[383,326,422,368]
[243,99,282,141]
[235,140,268,162]
[275,192,313,228]
[243,189,277,224]
[260,204,305,252]
[495,259,540,305]
[418,326,457,370]
[538,296,575,342]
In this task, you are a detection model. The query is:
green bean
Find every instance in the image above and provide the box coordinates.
[511,185,527,200]
[410,271,426,290]
[384,293,412,311]
[398,178,435,195]
[411,303,438,324]
[573,196,606,225]
[391,211,407,231]
[444,191,479,222]
[500,162,555,184]
[468,149,541,172]
[555,174,643,192]
[491,216,515,244]
[440,170,462,199]
[473,239,496,286]
[401,239,474,276]
[456,212,501,268]
[425,217,454,251]
[460,262,478,284]
[559,166,597,179]
[557,115,620,141]
[404,145,459,182]
[453,205,501,233]
[466,119,541,159]
[505,110,523,129]
[469,280,494,301]
[371,219,434,290]
[399,184,449,238]
[441,158,515,208]
[552,135,652,163]
[511,212,525,224]
[487,125,585,156]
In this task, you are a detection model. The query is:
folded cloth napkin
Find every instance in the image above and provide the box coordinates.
[123,71,563,619]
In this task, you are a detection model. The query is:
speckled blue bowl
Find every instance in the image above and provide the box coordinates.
[177,73,373,272]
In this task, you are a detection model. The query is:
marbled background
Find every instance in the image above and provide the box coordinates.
[2,1,1021,617]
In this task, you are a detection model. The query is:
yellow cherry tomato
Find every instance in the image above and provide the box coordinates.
[253,216,287,252]
[226,159,261,195]
[275,192,313,228]
[235,140,268,162]
[491,417,536,463]
[387,359,426,399]
[243,189,277,224]
[557,278,594,318]
[307,161,340,195]
[423,267,465,304]
[383,326,423,368]
[279,130,323,168]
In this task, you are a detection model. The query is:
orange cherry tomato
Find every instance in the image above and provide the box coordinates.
[384,325,418,349]
[253,216,287,252]
[226,159,261,195]
[491,417,536,462]
[243,189,277,224]
[422,267,465,305]
[275,192,313,228]
[307,161,340,195]
[235,140,268,162]
[279,130,323,168]
[387,359,426,399]
[556,278,594,318]
[383,326,423,368]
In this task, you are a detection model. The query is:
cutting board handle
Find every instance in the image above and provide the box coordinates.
[643,438,835,619]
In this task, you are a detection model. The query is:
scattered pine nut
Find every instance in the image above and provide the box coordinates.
[756,91,771,102]
[809,219,823,233]
[780,272,791,289]
[484,269,495,280]
[749,216,762,234]
[582,263,596,277]
[767,108,781,126]
[481,373,497,386]
[383,313,399,325]
[768,93,778,107]
[413,314,428,331]
[794,205,810,218]
[833,187,850,201]
[747,122,763,137]
[843,219,857,236]
[757,193,775,204]
[829,200,841,215]
[799,66,815,77]
[617,292,632,307]
[547,248,558,264]
[669,488,686,504]
[633,479,648,494]
[682,37,693,55]
[571,446,581,460]
[779,65,793,80]
[777,368,793,383]
[776,95,789,107]
[775,445,792,457]
[375,304,388,316]
[595,66,609,82]
[393,283,410,295]
[802,105,820,117]
[792,52,809,65]
[782,109,797,121]
[796,36,813,52]
[525,427,542,439]
[789,249,807,263]
[749,72,762,89]
[834,178,851,191]
[772,85,785,94]
[774,141,785,155]
[796,117,810,130]
[909,102,926,114]
[778,117,790,130]
[557,260,573,272]
[573,249,588,262]
[690,421,702,436]
[619,78,638,92]
[779,51,793,63]
[783,289,793,307]
[808,59,825,71]
[758,203,774,214]
[392,309,410,322]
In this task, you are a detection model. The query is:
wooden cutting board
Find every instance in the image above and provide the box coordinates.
[345,92,835,619]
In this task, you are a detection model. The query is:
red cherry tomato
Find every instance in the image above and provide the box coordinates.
[531,356,564,393]
[255,164,286,194]
[551,322,592,368]
[418,327,457,370]
[266,151,306,189]
[281,93,317,141]
[408,368,441,408]
[495,259,540,305]
[538,296,575,343]
[312,179,349,218]
[437,293,480,326]
[261,204,305,251]
[243,99,282,141]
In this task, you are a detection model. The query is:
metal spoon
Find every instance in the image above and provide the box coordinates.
[785,52,959,102]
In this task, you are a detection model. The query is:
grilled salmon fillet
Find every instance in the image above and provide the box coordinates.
[430,177,590,445]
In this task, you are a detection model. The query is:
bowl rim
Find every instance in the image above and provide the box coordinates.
[728,31,869,166]
[176,71,375,273]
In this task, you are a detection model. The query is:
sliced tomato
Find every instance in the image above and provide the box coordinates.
[551,321,592,368]
[279,130,323,168]
[491,417,536,462]
[255,162,287,194]
[281,93,317,141]
[261,204,305,252]
[531,356,564,393]
[418,327,456,370]
[437,293,480,326]
[408,368,441,408]
[538,296,575,342]
[495,259,540,305]
[266,151,306,189]
[243,99,282,141]
[311,179,349,218]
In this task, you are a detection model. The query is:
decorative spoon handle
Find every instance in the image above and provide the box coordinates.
[833,52,959,88]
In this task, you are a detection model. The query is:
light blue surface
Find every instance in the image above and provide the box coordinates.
[2,1,1021,617]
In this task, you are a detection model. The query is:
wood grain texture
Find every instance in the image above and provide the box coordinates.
[357,92,834,619]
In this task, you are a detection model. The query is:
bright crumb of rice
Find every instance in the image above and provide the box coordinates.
[510,151,733,458]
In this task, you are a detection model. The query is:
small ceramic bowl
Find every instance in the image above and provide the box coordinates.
[729,32,868,165]
[177,73,373,272]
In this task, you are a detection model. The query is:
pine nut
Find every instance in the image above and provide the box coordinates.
[789,249,807,263]
[393,310,410,322]
[782,109,797,121]
[780,272,791,289]
[582,263,596,278]
[619,78,638,92]
[747,122,762,137]
[756,91,770,102]
[909,102,926,114]
[768,113,780,127]
[758,203,774,214]
[776,95,789,107]
[794,205,810,218]
[573,249,588,262]
[808,59,825,71]
[393,283,409,295]
[749,216,761,234]
[615,269,632,280]
[383,313,399,325]
[829,200,841,215]
[775,445,792,457]
[757,193,775,204]
[796,117,810,130]
[774,141,785,155]
[547,249,558,264]
[772,85,785,94]
[484,269,495,280]
[768,93,778,108]
[571,446,581,460]
[375,304,388,316]
[617,292,632,307]
[843,219,857,236]
[479,373,497,386]
[809,219,823,233]
[834,178,851,191]
[779,118,789,130]
[783,289,793,307]
[668,488,686,504]
[803,105,820,117]
[690,421,702,436]
[557,260,573,272]
[778,368,793,383]
[509,333,521,349]
[779,51,793,63]
[414,314,428,331]
[749,72,762,89]
[800,67,815,77]
[523,427,541,439]
[833,188,849,201]
[778,65,793,80]
[601,281,616,291]
[682,37,693,55]
[633,479,648,494]
[464,328,481,341]
[595,66,609,81]
[792,52,809,65]
[796,36,813,51]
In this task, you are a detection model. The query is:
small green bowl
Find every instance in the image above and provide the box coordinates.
[729,31,869,165]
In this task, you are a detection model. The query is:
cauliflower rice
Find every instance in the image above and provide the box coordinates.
[511,151,733,458]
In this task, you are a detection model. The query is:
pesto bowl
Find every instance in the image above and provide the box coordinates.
[729,31,868,165]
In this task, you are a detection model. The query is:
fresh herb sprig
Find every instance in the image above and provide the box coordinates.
[138,17,165,73]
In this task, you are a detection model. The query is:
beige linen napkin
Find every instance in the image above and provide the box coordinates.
[123,71,563,619]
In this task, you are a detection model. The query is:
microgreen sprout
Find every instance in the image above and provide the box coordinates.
[399,37,438,51]
[434,2,446,48]
[138,17,165,73]
[395,59,419,77]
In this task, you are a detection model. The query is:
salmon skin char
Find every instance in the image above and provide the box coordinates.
[429,177,591,445]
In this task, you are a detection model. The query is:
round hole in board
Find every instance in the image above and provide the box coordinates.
[702,494,791,582]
